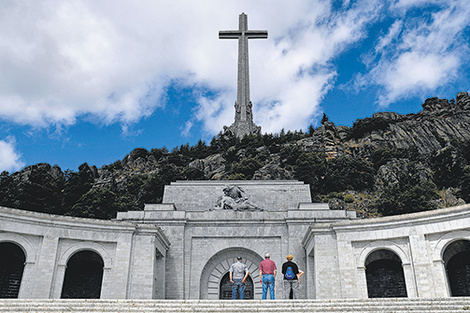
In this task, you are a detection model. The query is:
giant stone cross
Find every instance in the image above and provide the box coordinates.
[219,13,267,138]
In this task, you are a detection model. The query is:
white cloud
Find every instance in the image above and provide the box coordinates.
[355,0,470,107]
[180,120,194,137]
[0,137,25,172]
[375,20,403,53]
[3,0,466,138]
[376,53,459,105]
[0,0,385,136]
[391,0,441,10]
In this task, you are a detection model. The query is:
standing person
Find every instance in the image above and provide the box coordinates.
[282,254,300,299]
[259,253,277,299]
[229,256,250,299]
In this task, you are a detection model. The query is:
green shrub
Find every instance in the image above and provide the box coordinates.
[328,192,343,199]
[344,194,355,203]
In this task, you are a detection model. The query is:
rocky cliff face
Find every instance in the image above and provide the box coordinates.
[344,92,470,156]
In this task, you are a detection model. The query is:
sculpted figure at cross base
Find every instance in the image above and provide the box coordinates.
[212,185,263,211]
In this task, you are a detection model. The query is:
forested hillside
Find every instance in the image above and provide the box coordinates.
[1,92,469,219]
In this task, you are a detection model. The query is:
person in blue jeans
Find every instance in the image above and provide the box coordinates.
[229,256,250,299]
[259,253,277,299]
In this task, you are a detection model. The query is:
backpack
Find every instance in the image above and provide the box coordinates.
[285,266,295,279]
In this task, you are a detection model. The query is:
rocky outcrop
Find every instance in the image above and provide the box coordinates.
[11,163,64,183]
[188,154,225,179]
[343,92,470,156]
[375,159,433,191]
[252,163,294,180]
[296,118,351,158]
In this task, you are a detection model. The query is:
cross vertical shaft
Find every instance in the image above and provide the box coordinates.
[219,13,267,137]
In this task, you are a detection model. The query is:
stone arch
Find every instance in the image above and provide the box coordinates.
[0,242,26,298]
[432,230,470,262]
[58,242,112,269]
[365,249,407,298]
[199,247,263,299]
[61,250,104,299]
[51,242,112,299]
[443,239,470,296]
[0,233,37,265]
[357,241,410,267]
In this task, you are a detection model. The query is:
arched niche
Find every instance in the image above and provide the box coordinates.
[61,250,104,299]
[58,242,112,269]
[443,239,470,296]
[0,242,26,298]
[365,249,407,298]
[199,247,263,299]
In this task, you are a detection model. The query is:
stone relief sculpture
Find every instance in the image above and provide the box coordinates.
[212,185,263,211]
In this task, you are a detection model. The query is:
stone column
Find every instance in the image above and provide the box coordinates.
[104,233,134,298]
[313,232,342,299]
[100,266,113,299]
[305,250,316,298]
[286,213,312,299]
[165,224,187,299]
[50,264,66,298]
[127,234,159,299]
[336,235,360,298]
[355,266,369,298]
[408,227,433,297]
[431,259,451,297]
[18,261,36,298]
[30,235,59,298]
[402,262,418,298]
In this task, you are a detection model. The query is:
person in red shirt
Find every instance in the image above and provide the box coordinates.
[259,253,277,299]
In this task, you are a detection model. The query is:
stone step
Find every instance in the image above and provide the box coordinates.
[0,298,469,313]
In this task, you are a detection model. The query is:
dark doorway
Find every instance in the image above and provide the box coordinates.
[61,250,104,299]
[219,272,254,299]
[444,240,470,296]
[365,250,407,298]
[0,242,25,298]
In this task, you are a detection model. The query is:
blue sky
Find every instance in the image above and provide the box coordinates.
[1,0,469,173]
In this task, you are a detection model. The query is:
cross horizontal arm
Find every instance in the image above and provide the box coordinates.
[245,31,268,39]
[219,31,242,39]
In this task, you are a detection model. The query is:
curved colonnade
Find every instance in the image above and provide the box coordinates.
[0,201,469,299]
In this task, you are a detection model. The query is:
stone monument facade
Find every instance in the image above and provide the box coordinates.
[220,13,265,138]
[1,180,470,300]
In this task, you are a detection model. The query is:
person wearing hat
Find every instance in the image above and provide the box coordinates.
[282,254,300,299]
[229,256,250,299]
[259,253,277,299]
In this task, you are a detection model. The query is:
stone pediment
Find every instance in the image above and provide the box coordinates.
[161,180,311,211]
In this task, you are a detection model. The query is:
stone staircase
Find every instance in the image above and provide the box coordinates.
[0,298,470,312]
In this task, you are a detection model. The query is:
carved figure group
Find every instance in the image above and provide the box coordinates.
[213,185,262,211]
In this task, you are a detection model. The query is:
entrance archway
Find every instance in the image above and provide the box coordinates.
[219,272,254,299]
[0,242,25,298]
[443,240,470,296]
[61,250,104,299]
[200,248,263,299]
[365,249,407,298]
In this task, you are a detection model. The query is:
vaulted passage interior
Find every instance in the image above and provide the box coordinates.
[61,250,104,299]
[0,242,25,298]
[365,249,407,298]
[219,272,254,299]
[444,240,470,296]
